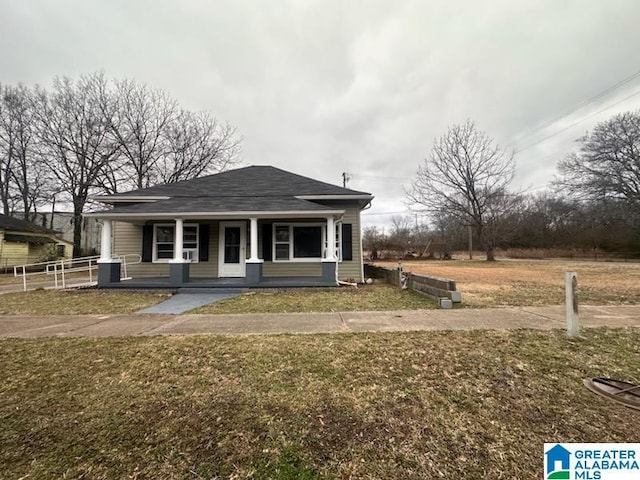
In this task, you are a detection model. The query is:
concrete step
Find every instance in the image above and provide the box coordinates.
[176,287,248,295]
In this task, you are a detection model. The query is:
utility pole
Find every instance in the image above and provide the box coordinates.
[468,225,473,260]
[342,172,350,188]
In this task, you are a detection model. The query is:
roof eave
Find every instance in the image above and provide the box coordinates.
[296,194,374,210]
[295,195,373,201]
[84,209,347,220]
[91,195,171,204]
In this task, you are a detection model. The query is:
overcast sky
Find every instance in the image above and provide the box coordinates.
[2,0,640,228]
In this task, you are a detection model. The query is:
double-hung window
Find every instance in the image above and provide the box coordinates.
[153,224,199,262]
[273,223,323,261]
[274,225,291,261]
[333,221,343,261]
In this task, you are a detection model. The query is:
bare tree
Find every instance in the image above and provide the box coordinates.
[0,84,54,220]
[0,83,51,218]
[32,73,121,255]
[362,225,382,260]
[557,110,640,204]
[386,215,413,257]
[106,79,177,191]
[2,71,242,255]
[158,110,241,184]
[0,83,16,214]
[407,120,515,261]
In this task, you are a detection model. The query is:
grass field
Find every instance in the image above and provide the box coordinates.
[1,329,638,479]
[377,259,640,307]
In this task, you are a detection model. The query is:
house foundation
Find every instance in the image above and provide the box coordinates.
[169,262,190,285]
[98,261,121,286]
[245,261,263,283]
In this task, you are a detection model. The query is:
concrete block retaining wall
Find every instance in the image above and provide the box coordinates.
[364,264,462,305]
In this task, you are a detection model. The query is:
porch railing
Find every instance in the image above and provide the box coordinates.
[12,254,141,292]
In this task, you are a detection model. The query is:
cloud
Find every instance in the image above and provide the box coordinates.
[2,0,640,225]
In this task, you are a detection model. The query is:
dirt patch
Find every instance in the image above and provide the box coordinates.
[376,259,640,307]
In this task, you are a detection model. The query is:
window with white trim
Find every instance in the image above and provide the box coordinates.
[334,221,343,261]
[273,223,324,261]
[153,223,199,262]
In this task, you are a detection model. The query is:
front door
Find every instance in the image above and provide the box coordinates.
[219,222,246,277]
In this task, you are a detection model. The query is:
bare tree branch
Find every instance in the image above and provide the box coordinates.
[556,110,640,204]
[32,73,121,254]
[406,120,515,260]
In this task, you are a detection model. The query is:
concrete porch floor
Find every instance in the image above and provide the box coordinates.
[100,276,337,289]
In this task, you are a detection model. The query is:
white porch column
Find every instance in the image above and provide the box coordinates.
[246,217,263,283]
[99,219,112,262]
[325,216,336,260]
[172,218,185,262]
[97,218,121,286]
[249,217,259,261]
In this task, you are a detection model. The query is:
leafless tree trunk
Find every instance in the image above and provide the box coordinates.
[406,120,515,261]
[0,83,16,215]
[0,83,52,219]
[32,73,121,255]
[2,72,242,252]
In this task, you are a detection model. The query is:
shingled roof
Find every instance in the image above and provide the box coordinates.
[103,166,371,199]
[90,166,373,217]
[0,214,54,234]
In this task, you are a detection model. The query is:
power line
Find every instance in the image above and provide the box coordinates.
[514,87,640,153]
[361,210,413,216]
[508,67,640,149]
[509,68,640,147]
[348,173,411,182]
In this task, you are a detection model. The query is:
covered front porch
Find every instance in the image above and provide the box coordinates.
[94,275,338,289]
[95,215,343,288]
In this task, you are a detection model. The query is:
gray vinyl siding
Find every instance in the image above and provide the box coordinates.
[113,221,219,278]
[262,261,322,277]
[313,201,364,282]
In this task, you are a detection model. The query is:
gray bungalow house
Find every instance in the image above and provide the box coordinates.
[87,166,373,288]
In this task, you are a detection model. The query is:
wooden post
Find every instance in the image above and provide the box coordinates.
[397,262,403,289]
[566,271,579,338]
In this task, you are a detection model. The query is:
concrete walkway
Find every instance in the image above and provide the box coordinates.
[0,304,638,338]
[137,291,243,314]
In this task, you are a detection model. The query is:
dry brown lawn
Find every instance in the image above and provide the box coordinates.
[193,284,436,314]
[376,259,640,307]
[0,289,172,315]
[2,329,639,479]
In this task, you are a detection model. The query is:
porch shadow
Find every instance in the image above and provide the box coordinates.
[99,276,337,290]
